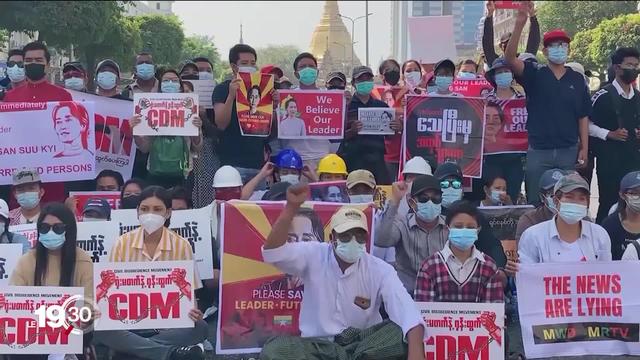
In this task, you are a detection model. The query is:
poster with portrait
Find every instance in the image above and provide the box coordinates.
[483,98,528,155]
[308,181,350,203]
[373,185,392,210]
[479,205,534,263]
[450,78,494,97]
[236,72,274,137]
[403,95,485,178]
[0,101,96,185]
[372,85,409,110]
[358,108,395,135]
[133,93,199,136]
[276,90,345,139]
[217,200,375,354]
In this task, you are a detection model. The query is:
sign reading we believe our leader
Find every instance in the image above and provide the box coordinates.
[517,262,640,358]
[277,90,345,140]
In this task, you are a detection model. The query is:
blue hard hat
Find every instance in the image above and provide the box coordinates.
[272,148,303,170]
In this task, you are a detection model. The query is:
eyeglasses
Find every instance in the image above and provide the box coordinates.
[7,61,24,68]
[548,42,569,49]
[38,223,66,235]
[440,180,462,190]
[415,194,442,204]
[336,232,367,244]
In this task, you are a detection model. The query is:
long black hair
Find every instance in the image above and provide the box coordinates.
[138,186,172,227]
[34,203,77,287]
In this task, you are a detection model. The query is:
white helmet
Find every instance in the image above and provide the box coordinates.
[0,199,9,219]
[213,166,243,188]
[403,156,432,176]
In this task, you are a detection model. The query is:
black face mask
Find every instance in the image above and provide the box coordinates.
[327,85,346,90]
[620,68,639,85]
[384,70,400,86]
[25,63,46,81]
[274,82,281,89]
[121,195,141,209]
[181,74,198,80]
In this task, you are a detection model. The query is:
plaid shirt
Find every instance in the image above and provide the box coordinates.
[414,247,504,303]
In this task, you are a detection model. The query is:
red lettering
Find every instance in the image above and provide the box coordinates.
[149,292,180,319]
[107,292,181,321]
[148,109,159,128]
[544,276,571,295]
[95,114,133,156]
[425,335,489,360]
[545,298,572,318]
[0,317,69,345]
[458,335,490,360]
[108,293,128,320]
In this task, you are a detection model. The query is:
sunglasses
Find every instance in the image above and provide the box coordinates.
[38,223,66,235]
[336,232,367,244]
[7,61,24,68]
[415,194,442,204]
[440,180,462,190]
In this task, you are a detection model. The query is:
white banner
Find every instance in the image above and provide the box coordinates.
[0,101,96,184]
[133,93,199,136]
[8,223,37,249]
[417,301,505,360]
[517,262,640,358]
[0,244,22,286]
[188,80,216,109]
[76,221,119,264]
[69,90,137,180]
[358,108,395,135]
[93,261,195,330]
[111,206,215,279]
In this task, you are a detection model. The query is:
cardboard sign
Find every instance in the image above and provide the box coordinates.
[9,224,37,249]
[450,78,494,97]
[484,98,528,155]
[69,191,121,221]
[189,80,216,109]
[0,286,84,354]
[133,93,199,136]
[0,101,96,184]
[93,260,195,330]
[495,1,523,9]
[373,185,392,210]
[76,221,119,264]
[277,90,345,140]
[479,205,533,263]
[0,244,22,286]
[417,301,505,359]
[236,72,274,137]
[308,181,350,203]
[358,108,395,135]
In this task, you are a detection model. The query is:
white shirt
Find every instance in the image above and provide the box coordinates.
[612,79,635,100]
[552,239,585,263]
[279,117,306,137]
[518,217,612,264]
[262,241,423,338]
[440,242,485,283]
[622,239,640,260]
[372,245,396,264]
[281,139,331,161]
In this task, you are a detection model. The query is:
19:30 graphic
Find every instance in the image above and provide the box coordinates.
[33,295,95,335]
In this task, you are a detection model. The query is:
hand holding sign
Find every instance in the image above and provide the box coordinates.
[287,184,309,208]
[391,181,409,205]
[486,0,495,16]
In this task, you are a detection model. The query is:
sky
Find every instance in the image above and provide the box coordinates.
[173,1,391,67]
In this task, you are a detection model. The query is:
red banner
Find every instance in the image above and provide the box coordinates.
[495,1,523,9]
[276,90,345,139]
[236,73,274,137]
[69,191,121,221]
[450,78,494,97]
[484,98,528,155]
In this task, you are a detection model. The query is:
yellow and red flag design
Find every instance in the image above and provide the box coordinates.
[236,72,274,137]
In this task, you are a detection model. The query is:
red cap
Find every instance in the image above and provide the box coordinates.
[260,64,283,77]
[543,29,571,47]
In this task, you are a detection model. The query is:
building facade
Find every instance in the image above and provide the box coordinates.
[125,1,175,16]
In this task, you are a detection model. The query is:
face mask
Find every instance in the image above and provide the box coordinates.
[448,228,478,250]
[280,174,300,185]
[97,71,117,90]
[39,231,66,250]
[7,65,25,82]
[298,67,318,85]
[620,68,639,85]
[384,70,400,86]
[495,72,513,88]
[626,195,640,212]
[238,66,257,74]
[139,213,166,234]
[17,192,40,210]
[355,81,374,95]
[545,196,557,212]
[490,190,505,204]
[327,85,346,90]
[161,80,181,93]
[64,77,84,91]
[25,63,46,81]
[214,188,242,201]
[121,195,141,209]
[335,236,366,263]
[404,71,422,88]
[457,71,475,79]
[442,188,463,208]
[199,71,214,80]
[136,63,155,80]
[435,76,453,92]
[416,200,441,221]
[349,194,374,204]
[83,217,104,222]
[547,47,568,65]
[558,202,587,224]
[181,74,198,80]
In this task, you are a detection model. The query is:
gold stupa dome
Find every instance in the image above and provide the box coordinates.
[309,0,361,67]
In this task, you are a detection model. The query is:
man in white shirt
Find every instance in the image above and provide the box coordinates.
[8,168,44,226]
[260,184,425,360]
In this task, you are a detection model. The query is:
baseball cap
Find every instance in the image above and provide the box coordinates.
[279,76,292,86]
[12,168,41,186]
[179,60,198,74]
[261,181,291,201]
[330,207,369,234]
[540,169,571,191]
[485,57,509,83]
[434,162,463,181]
[96,59,120,76]
[346,170,376,189]
[62,61,86,74]
[543,29,571,47]
[352,66,374,80]
[327,71,346,83]
[518,53,538,63]
[261,65,284,78]
[434,59,455,74]
[620,171,640,192]
[0,199,9,219]
[410,175,441,197]
[554,173,590,195]
[82,198,112,219]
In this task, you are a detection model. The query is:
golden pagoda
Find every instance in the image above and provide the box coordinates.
[309,0,361,79]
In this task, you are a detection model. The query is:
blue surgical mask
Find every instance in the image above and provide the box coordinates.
[136,63,155,80]
[298,67,318,86]
[547,47,568,65]
[558,202,587,224]
[427,85,437,93]
[416,200,441,221]
[546,196,557,212]
[39,231,66,250]
[448,228,478,250]
[435,76,453,92]
[335,236,366,263]
[96,71,117,90]
[355,81,374,95]
[457,71,476,79]
[490,190,505,205]
[64,77,84,91]
[17,192,40,210]
[161,80,181,93]
[7,65,25,83]
[495,72,513,88]
[442,187,463,208]
[349,194,374,204]
[198,71,214,80]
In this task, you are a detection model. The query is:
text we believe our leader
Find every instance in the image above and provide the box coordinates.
[544,274,622,318]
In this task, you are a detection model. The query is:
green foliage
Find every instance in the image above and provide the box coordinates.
[180,34,229,81]
[0,29,8,52]
[255,45,301,80]
[134,14,185,67]
[537,1,637,36]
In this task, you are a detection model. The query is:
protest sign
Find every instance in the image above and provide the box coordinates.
[189,80,216,109]
[8,224,37,249]
[0,244,22,286]
[70,191,121,221]
[372,85,408,109]
[374,185,392,210]
[236,72,274,137]
[404,95,485,178]
[479,205,533,262]
[358,108,395,135]
[133,93,199,136]
[76,221,119,264]
[277,90,345,139]
[93,260,195,330]
[308,181,349,203]
[110,206,215,279]
[517,262,640,358]
[495,1,523,9]
[484,99,528,155]
[217,201,375,354]
[0,101,96,185]
[0,286,84,354]
[417,301,505,359]
[450,78,494,97]
[70,90,137,180]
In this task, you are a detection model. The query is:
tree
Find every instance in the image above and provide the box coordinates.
[255,45,301,80]
[537,1,637,36]
[180,35,229,82]
[134,14,185,67]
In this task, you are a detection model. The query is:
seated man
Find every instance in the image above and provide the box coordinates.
[82,198,111,221]
[260,184,425,360]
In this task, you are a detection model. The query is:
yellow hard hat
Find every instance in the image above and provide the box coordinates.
[317,154,348,175]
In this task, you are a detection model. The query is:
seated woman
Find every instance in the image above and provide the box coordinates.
[414,200,504,303]
[480,173,513,207]
[607,171,640,260]
[120,178,146,209]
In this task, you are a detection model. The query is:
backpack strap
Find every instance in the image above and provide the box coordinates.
[6,231,13,243]
[632,240,640,259]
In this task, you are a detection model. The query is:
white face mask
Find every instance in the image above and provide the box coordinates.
[238,66,257,74]
[198,71,214,80]
[335,236,366,263]
[280,174,300,185]
[349,194,374,204]
[139,213,165,234]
